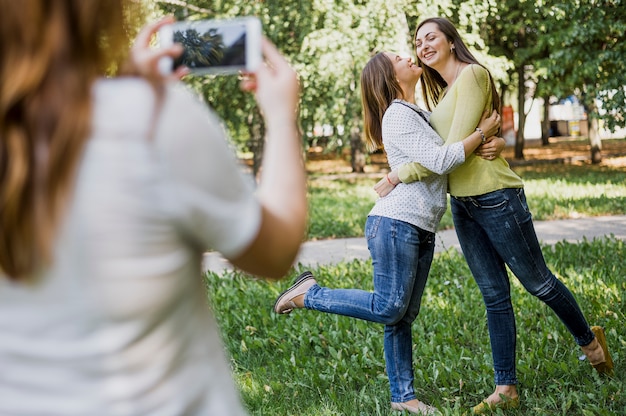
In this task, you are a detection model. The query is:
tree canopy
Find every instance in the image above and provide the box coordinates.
[149,0,625,164]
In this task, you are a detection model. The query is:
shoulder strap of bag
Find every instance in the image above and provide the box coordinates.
[393,100,430,125]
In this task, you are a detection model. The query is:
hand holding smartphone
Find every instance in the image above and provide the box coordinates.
[158,17,262,76]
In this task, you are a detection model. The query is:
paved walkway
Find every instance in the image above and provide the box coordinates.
[202,215,626,274]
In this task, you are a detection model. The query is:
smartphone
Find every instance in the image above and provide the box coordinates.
[158,17,262,76]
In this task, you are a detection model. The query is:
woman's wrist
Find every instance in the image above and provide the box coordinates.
[386,171,400,186]
[475,127,487,144]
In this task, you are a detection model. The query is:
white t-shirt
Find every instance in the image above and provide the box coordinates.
[0,78,262,415]
[369,100,466,232]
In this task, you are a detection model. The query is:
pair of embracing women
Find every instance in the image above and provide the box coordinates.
[274,16,613,415]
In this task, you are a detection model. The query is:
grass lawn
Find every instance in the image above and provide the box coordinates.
[207,237,624,415]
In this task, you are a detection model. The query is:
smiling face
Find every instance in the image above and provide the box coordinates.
[414,22,453,70]
[383,52,422,85]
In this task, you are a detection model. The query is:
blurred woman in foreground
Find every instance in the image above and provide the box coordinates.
[0,1,306,414]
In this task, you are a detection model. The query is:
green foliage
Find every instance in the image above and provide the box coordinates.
[154,0,412,154]
[206,237,625,415]
[536,1,626,131]
[151,0,626,160]
[295,0,414,152]
[482,0,626,132]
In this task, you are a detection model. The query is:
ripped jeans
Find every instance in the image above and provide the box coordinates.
[304,215,435,403]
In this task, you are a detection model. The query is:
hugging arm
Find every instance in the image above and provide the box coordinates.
[375,109,501,197]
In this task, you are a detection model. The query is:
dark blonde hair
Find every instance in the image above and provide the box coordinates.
[360,53,404,152]
[415,17,501,114]
[0,0,138,279]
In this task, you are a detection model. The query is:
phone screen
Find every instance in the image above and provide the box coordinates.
[159,17,261,76]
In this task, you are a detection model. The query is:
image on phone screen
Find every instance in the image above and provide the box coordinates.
[158,17,261,76]
[173,22,246,73]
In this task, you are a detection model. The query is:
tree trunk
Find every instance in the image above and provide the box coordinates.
[541,94,551,146]
[589,116,603,164]
[514,65,526,159]
[577,98,602,164]
[247,107,265,178]
[350,120,365,173]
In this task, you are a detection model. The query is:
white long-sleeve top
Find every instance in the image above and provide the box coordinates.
[368,99,466,232]
[0,79,260,415]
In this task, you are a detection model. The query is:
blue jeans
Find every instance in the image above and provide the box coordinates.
[304,216,435,403]
[451,188,595,386]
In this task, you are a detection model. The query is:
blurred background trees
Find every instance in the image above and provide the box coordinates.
[143,0,625,171]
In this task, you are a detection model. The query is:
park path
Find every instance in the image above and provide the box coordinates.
[203,215,626,274]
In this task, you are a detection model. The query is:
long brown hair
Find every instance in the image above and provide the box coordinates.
[361,53,404,152]
[415,17,501,114]
[0,0,137,279]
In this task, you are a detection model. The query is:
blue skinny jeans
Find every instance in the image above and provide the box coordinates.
[304,215,435,403]
[451,188,595,386]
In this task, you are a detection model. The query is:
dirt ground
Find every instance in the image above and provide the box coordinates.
[305,137,626,175]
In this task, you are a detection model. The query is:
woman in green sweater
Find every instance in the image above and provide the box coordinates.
[379,17,613,414]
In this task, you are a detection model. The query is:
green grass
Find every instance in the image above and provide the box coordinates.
[206,236,625,415]
[306,164,626,240]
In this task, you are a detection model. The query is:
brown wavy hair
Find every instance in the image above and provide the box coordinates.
[415,17,501,114]
[361,53,405,152]
[0,0,137,279]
